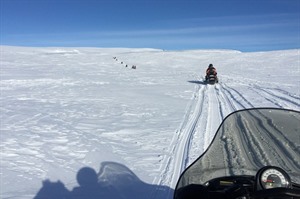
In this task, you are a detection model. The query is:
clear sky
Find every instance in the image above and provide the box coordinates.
[1,0,299,51]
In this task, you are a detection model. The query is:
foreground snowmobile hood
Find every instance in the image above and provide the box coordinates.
[175,108,300,197]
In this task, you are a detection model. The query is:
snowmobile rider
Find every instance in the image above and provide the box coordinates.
[205,64,218,81]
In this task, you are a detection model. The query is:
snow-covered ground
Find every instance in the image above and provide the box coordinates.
[1,46,299,199]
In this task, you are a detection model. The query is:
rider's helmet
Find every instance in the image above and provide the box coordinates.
[209,64,213,68]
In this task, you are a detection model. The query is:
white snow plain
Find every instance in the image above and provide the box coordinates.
[1,46,299,199]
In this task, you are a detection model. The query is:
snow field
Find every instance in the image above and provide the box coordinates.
[0,46,299,198]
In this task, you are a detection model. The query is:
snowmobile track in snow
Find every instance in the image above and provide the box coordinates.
[221,83,254,109]
[250,86,300,109]
[155,84,206,189]
[155,82,242,195]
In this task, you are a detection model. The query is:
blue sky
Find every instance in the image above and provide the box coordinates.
[1,0,299,51]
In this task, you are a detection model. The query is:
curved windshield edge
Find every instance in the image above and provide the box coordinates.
[175,108,300,190]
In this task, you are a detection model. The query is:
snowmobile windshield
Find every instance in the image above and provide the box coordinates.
[175,108,300,190]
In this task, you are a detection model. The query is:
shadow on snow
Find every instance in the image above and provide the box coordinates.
[187,80,207,85]
[34,161,173,199]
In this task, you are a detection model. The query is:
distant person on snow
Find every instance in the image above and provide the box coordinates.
[205,64,218,82]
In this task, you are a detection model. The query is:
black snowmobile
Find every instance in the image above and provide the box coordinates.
[206,74,218,84]
[174,108,300,199]
[205,68,218,84]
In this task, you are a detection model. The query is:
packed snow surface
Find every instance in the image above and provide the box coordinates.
[1,46,299,198]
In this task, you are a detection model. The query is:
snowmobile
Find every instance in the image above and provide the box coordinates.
[206,74,218,84]
[174,108,300,199]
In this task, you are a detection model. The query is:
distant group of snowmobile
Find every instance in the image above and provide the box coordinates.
[112,57,218,83]
[113,57,137,69]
